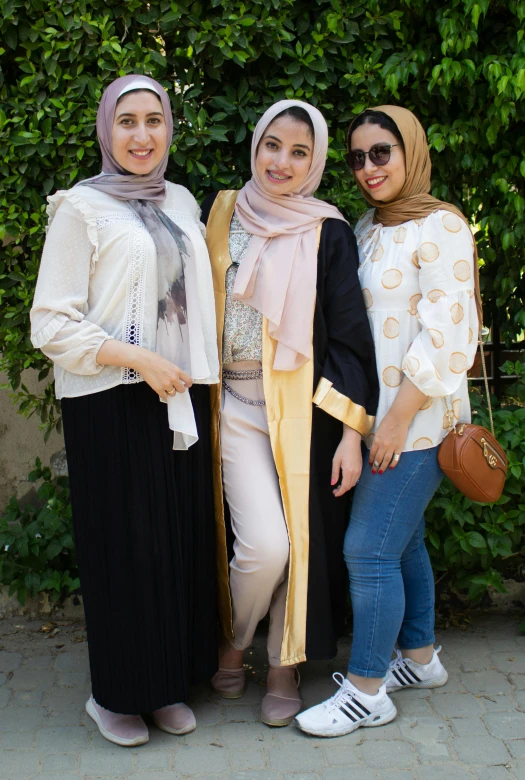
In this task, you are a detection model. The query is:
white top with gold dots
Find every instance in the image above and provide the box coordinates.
[356,208,479,452]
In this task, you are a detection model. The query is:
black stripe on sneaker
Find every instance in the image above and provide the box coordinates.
[392,669,409,686]
[350,696,371,717]
[402,664,422,683]
[338,705,358,722]
[342,700,369,720]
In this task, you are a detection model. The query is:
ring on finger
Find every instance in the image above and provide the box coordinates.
[166,388,176,396]
[392,453,401,462]
[373,460,380,468]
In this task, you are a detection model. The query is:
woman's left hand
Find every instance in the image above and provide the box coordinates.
[369,411,409,473]
[331,426,363,497]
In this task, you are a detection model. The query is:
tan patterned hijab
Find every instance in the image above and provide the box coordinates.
[347,105,482,327]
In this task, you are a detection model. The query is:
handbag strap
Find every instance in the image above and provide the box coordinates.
[443,335,494,436]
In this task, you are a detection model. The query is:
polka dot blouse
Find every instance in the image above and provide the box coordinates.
[355,208,479,452]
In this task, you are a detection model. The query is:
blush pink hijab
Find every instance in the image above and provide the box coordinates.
[234,100,347,371]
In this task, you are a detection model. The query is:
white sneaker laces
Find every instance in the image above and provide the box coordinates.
[324,672,352,713]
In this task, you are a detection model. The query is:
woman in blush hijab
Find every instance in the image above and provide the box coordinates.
[201,100,379,727]
[31,75,219,746]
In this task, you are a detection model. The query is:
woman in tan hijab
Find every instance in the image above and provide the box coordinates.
[296,106,480,737]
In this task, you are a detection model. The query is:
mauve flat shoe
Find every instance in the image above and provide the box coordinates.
[211,667,246,699]
[86,696,149,747]
[152,702,196,735]
[261,667,302,727]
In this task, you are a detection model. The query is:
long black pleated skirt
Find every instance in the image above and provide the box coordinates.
[61,381,218,714]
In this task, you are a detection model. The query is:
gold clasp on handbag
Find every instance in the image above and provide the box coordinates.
[457,424,467,435]
[480,437,499,469]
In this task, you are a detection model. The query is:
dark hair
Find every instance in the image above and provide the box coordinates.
[269,106,315,140]
[347,110,403,150]
[115,88,162,106]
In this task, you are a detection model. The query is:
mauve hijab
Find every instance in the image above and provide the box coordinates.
[79,74,218,449]
[235,100,348,371]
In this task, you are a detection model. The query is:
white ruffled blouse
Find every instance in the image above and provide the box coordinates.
[355,208,479,452]
[30,182,218,400]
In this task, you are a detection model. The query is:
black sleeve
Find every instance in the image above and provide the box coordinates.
[313,218,379,434]
[200,192,219,226]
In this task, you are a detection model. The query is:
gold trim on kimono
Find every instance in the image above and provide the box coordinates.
[313,377,375,435]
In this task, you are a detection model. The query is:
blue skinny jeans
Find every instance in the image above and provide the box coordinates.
[343,446,443,678]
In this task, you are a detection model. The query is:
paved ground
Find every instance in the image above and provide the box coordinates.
[1,613,525,779]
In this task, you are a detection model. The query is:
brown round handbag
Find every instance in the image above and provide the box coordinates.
[437,340,507,503]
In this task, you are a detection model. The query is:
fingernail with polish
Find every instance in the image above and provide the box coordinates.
[371,469,376,475]
[379,470,384,475]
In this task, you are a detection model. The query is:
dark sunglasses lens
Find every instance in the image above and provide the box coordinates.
[348,151,365,170]
[369,146,391,165]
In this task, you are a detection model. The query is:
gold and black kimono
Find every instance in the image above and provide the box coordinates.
[202,190,379,665]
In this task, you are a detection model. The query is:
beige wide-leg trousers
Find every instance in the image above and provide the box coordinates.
[220,364,290,667]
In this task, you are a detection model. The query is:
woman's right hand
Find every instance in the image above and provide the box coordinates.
[96,341,192,399]
[136,351,192,399]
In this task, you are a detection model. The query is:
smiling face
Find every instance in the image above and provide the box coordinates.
[350,123,406,203]
[255,115,313,196]
[111,90,167,175]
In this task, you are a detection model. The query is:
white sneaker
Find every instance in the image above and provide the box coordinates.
[294,673,397,738]
[385,646,448,693]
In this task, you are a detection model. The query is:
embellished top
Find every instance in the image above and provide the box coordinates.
[222,212,263,363]
[30,182,216,399]
[356,208,479,452]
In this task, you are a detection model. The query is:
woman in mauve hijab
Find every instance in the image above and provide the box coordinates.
[201,100,379,727]
[30,75,219,747]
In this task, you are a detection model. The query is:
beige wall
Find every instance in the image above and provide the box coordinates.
[0,370,64,509]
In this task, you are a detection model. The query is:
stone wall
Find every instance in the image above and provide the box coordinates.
[0,370,63,509]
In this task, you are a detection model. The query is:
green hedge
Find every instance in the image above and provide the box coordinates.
[1,0,524,434]
[1,0,524,603]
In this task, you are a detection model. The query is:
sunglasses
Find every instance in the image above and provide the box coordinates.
[346,144,401,171]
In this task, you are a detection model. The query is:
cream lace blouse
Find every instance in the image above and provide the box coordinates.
[356,208,479,452]
[30,182,217,399]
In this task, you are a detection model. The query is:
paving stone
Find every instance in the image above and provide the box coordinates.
[417,742,452,762]
[280,775,320,780]
[224,704,257,722]
[128,774,183,780]
[451,735,511,765]
[319,742,360,765]
[361,740,415,768]
[190,700,225,726]
[269,743,327,771]
[80,747,133,774]
[42,753,78,772]
[484,710,525,739]
[0,706,44,731]
[507,740,525,759]
[0,731,36,750]
[8,667,55,691]
[0,672,7,686]
[47,709,85,727]
[479,694,517,712]
[510,674,525,691]
[135,750,170,770]
[380,773,417,780]
[322,770,377,780]
[0,750,41,777]
[37,774,82,780]
[36,725,90,751]
[177,724,220,746]
[21,654,54,670]
[229,773,280,780]
[491,652,525,674]
[10,688,44,706]
[361,720,402,740]
[54,651,90,672]
[57,671,89,688]
[451,718,488,736]
[172,744,230,774]
[461,671,513,695]
[0,651,23,672]
[221,681,262,706]
[42,684,89,710]
[486,637,520,652]
[229,748,267,771]
[418,768,472,780]
[476,768,514,780]
[217,721,268,747]
[511,760,525,780]
[430,672,466,694]
[395,696,435,717]
[0,686,11,708]
[514,691,525,710]
[432,693,484,718]
[398,715,451,744]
